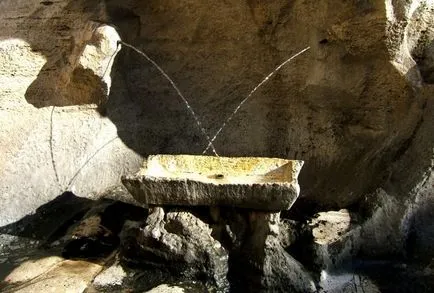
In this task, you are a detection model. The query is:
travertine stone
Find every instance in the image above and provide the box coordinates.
[122,155,303,211]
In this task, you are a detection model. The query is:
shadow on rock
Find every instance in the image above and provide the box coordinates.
[0,190,148,290]
[0,192,93,242]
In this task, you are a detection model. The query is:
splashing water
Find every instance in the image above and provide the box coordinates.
[202,46,311,154]
[118,41,219,156]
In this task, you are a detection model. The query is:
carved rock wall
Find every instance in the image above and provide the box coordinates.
[0,0,433,258]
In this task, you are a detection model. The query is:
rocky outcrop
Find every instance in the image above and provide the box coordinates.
[121,208,229,291]
[1,0,434,291]
[0,0,433,223]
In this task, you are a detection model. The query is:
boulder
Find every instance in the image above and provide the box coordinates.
[121,208,229,291]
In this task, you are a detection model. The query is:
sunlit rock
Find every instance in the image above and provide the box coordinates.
[122,155,303,211]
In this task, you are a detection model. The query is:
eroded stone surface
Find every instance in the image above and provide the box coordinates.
[121,208,229,291]
[306,209,360,273]
[310,209,352,245]
[0,0,434,240]
[122,155,303,211]
[226,211,316,293]
[0,0,434,291]
[145,283,206,293]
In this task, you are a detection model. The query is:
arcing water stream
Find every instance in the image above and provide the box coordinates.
[202,46,310,154]
[117,41,310,156]
[118,41,219,156]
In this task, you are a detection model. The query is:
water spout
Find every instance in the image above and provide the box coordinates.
[118,41,219,156]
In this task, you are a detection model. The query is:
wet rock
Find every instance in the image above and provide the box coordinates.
[318,271,381,293]
[121,207,229,291]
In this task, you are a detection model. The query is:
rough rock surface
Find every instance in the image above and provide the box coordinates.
[1,0,434,223]
[92,261,127,291]
[289,209,361,276]
[309,209,352,245]
[101,0,434,210]
[227,211,316,293]
[59,198,147,258]
[0,0,141,226]
[0,0,434,291]
[121,208,229,291]
[145,283,207,293]
[122,154,303,211]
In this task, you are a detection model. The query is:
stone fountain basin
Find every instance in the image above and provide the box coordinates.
[122,155,304,211]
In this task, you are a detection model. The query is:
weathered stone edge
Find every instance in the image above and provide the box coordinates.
[121,175,300,211]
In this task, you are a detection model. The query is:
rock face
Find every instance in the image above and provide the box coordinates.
[291,209,361,276]
[0,0,432,220]
[0,0,433,216]
[1,0,434,291]
[101,0,434,210]
[0,0,142,227]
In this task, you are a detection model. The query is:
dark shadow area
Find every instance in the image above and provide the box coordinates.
[1,0,218,153]
[0,190,148,290]
[0,191,93,285]
[0,192,93,242]
[97,45,207,156]
[99,0,299,158]
[353,260,434,293]
[413,40,434,84]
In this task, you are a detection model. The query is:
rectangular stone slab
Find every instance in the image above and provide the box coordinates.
[122,155,304,211]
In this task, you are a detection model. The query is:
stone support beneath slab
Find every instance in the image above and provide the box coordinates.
[120,155,311,291]
[120,207,230,291]
[225,210,316,293]
[121,205,316,293]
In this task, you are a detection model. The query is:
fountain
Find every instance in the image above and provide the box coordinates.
[116,40,312,291]
[118,40,309,211]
